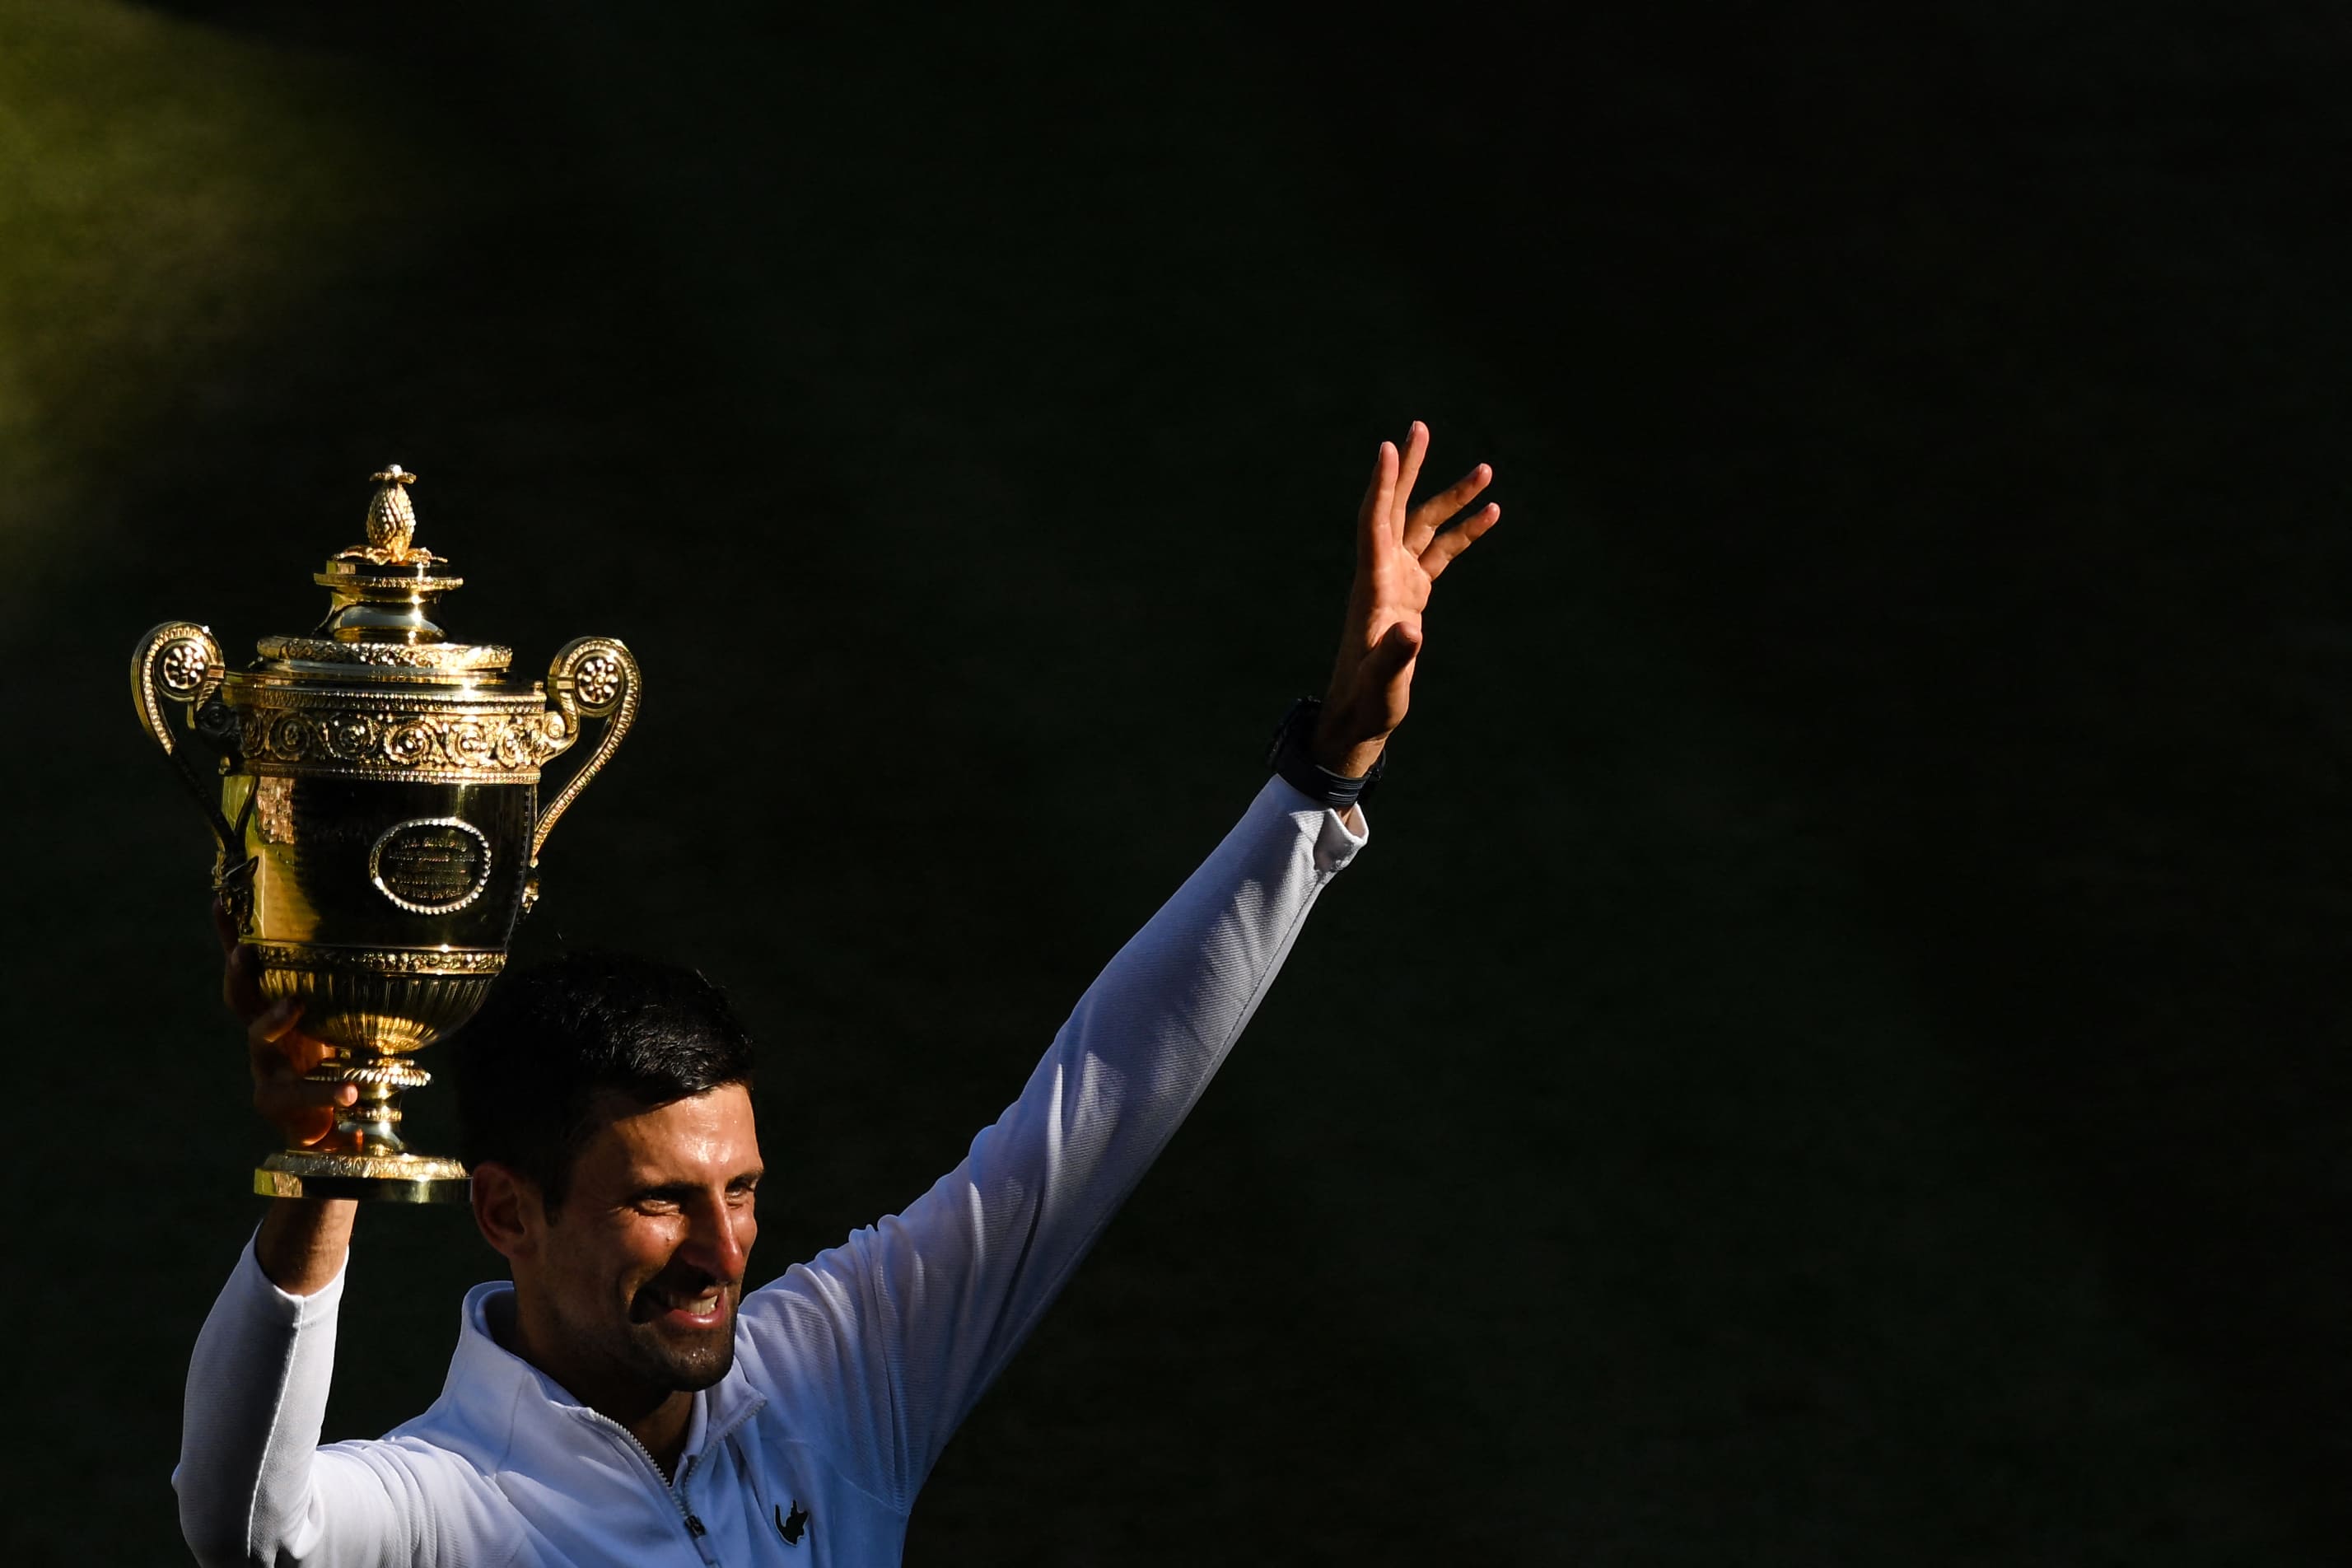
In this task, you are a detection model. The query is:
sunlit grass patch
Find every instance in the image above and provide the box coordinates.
[0,1,412,556]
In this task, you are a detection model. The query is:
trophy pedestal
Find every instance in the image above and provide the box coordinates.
[255,1150,471,1203]
[254,1060,470,1202]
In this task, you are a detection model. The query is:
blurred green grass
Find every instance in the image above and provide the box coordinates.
[0,2,419,578]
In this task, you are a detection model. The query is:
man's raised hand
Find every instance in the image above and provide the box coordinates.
[1313,421,1500,777]
[217,898,361,1291]
[217,897,355,1151]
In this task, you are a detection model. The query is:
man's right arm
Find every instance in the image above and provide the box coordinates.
[175,950,419,1567]
[175,1212,418,1568]
[258,1195,357,1296]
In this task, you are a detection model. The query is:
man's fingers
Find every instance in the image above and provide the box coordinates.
[250,1001,352,1146]
[248,997,301,1051]
[215,898,273,1040]
[254,1077,352,1149]
[1391,422,1430,532]
[1369,617,1422,675]
[1358,619,1423,726]
[1420,502,1500,581]
[1403,463,1493,554]
[1358,439,1399,549]
[256,1077,355,1117]
[247,999,334,1077]
[223,940,267,1023]
[237,968,352,1146]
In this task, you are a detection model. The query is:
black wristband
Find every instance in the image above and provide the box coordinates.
[1266,696,1384,811]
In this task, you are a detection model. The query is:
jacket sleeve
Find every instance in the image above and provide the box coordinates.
[175,1238,432,1568]
[735,777,1368,1510]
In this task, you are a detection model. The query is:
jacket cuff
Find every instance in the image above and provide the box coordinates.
[1262,773,1370,873]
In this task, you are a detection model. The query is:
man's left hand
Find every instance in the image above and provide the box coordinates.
[1314,420,1500,777]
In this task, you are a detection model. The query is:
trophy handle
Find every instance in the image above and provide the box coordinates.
[532,637,641,869]
[129,621,240,863]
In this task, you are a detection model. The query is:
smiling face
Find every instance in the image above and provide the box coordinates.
[493,1084,763,1412]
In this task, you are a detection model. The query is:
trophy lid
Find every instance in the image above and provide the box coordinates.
[252,465,516,684]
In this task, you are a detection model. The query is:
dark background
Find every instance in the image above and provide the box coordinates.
[2,1,2343,1561]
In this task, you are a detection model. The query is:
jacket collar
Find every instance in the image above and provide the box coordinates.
[442,1281,769,1458]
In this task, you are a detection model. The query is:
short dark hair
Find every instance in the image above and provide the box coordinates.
[453,950,756,1213]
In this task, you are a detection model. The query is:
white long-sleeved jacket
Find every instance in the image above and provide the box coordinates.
[177,778,1367,1567]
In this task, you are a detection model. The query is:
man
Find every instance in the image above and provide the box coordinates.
[176,423,1500,1566]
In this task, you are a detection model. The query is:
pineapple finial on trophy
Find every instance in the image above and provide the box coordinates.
[338,463,439,565]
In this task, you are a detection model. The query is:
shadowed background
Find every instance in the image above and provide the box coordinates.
[1,2,2343,1561]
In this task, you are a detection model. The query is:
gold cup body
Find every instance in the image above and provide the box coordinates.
[224,679,547,1201]
[131,478,639,1202]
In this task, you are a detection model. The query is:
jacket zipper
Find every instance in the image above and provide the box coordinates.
[577,1409,718,1561]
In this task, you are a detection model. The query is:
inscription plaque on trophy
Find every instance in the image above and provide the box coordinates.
[371,819,493,913]
[130,465,641,1202]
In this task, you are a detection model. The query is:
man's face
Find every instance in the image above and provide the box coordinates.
[526,1085,763,1400]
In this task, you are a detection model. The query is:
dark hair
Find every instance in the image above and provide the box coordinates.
[454,950,757,1213]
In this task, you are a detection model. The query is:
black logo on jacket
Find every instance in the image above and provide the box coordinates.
[776,1500,810,1546]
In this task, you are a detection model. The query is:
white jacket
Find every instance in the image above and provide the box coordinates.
[177,779,1367,1566]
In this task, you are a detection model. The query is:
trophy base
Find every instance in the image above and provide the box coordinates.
[255,1150,471,1204]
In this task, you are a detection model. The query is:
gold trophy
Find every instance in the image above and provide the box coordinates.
[130,465,640,1202]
